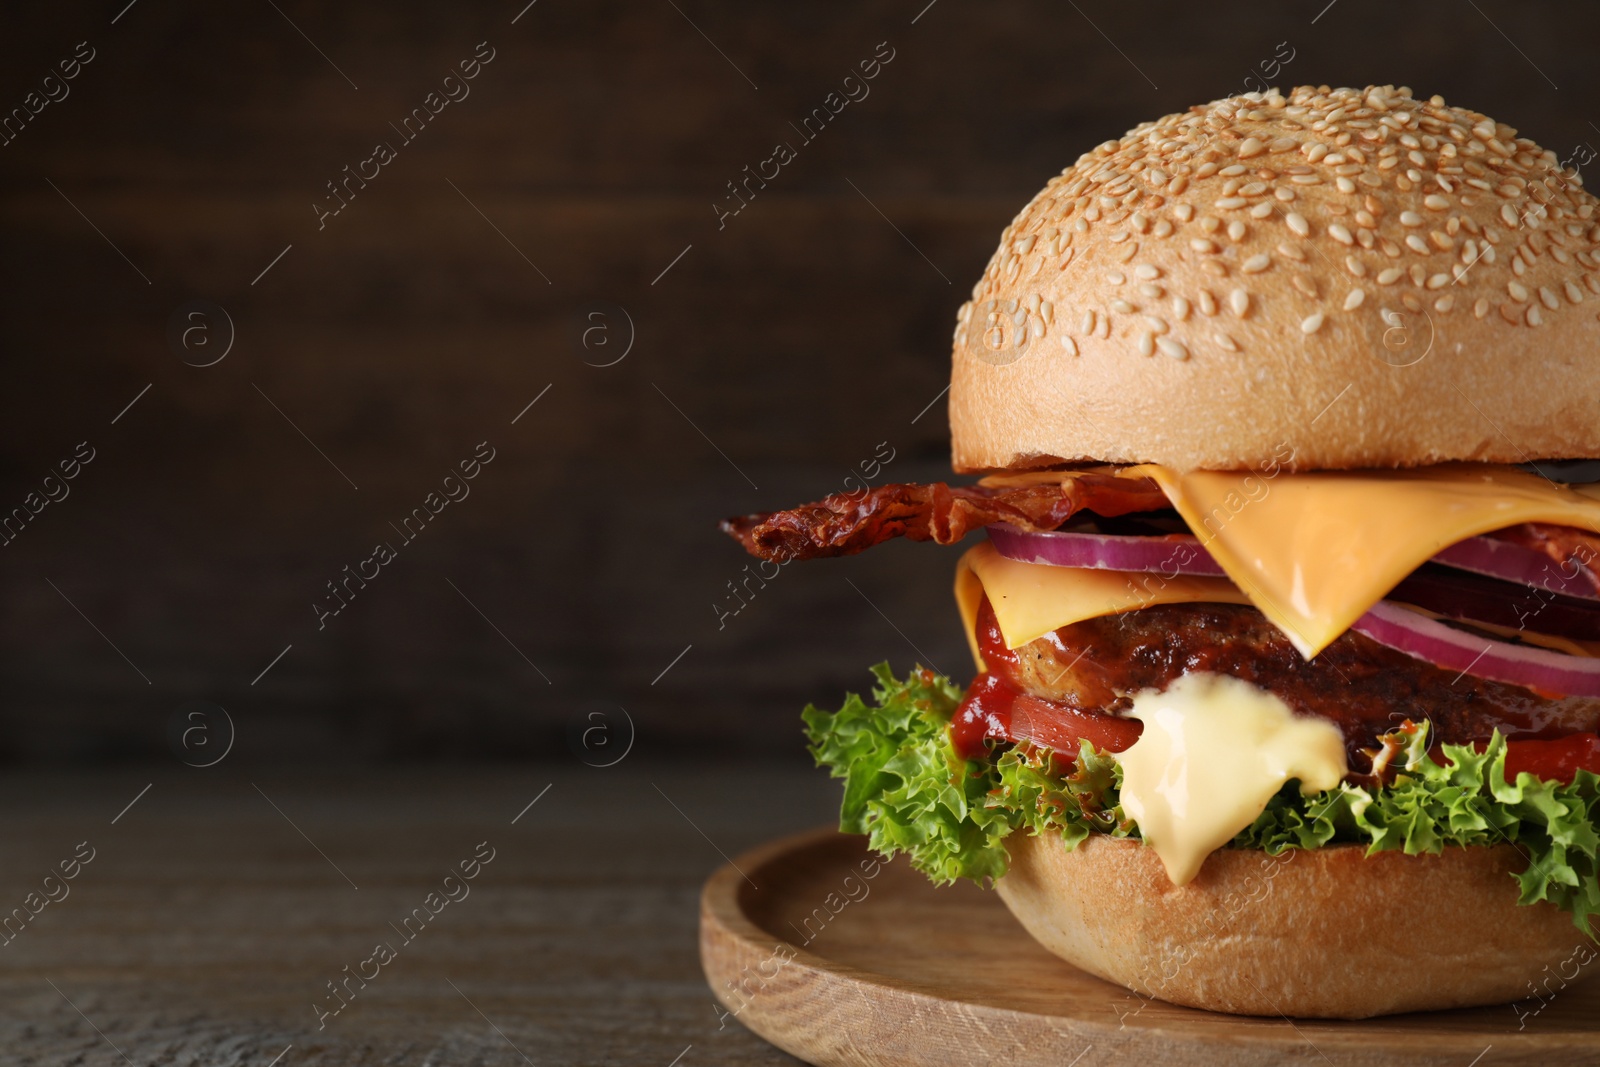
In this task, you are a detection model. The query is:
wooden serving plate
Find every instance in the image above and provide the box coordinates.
[700,828,1600,1066]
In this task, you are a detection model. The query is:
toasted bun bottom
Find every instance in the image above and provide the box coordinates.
[996,833,1591,1019]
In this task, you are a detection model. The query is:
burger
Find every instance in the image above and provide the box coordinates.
[721,85,1600,1019]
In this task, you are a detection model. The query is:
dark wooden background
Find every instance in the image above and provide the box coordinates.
[1,0,1597,765]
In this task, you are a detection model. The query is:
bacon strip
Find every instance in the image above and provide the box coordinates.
[721,471,1167,561]
[723,468,1600,587]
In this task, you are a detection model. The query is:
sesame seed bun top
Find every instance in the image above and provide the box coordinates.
[949,85,1600,473]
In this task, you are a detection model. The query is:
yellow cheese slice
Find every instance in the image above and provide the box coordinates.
[953,542,1250,671]
[1124,463,1600,658]
[1116,672,1347,885]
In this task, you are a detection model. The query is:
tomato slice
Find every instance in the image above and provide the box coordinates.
[949,672,1140,761]
[1503,733,1600,784]
[1009,690,1141,757]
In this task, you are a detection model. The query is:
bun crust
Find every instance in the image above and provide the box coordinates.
[950,86,1600,473]
[996,832,1591,1019]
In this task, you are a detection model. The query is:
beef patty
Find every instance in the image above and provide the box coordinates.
[976,597,1600,768]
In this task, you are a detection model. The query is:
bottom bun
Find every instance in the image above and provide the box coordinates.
[996,833,1593,1019]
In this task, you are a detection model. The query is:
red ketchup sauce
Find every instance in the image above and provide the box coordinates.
[948,598,1141,761]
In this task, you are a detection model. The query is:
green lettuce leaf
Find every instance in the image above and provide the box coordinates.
[804,664,1600,933]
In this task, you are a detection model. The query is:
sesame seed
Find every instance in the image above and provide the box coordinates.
[1540,286,1560,310]
[1499,302,1520,324]
[1346,256,1368,277]
[1278,243,1307,262]
[1175,204,1195,222]
[1424,194,1450,210]
[1336,177,1356,193]
[1138,330,1156,357]
[1473,297,1489,318]
[1344,288,1366,310]
[1062,336,1078,356]
[1220,164,1249,177]
[1230,289,1251,317]
[1153,219,1174,237]
[1328,223,1354,245]
[1405,234,1430,253]
[1508,281,1528,301]
[1426,273,1449,289]
[1300,312,1325,334]
[1157,337,1188,360]
[1135,264,1161,280]
[1216,197,1248,210]
[1250,203,1273,219]
[1080,309,1096,334]
[1434,295,1454,312]
[1501,203,1520,227]
[1241,182,1269,196]
[1139,283,1164,299]
[1227,220,1247,241]
[1216,333,1240,352]
[1112,299,1136,314]
[1198,290,1218,316]
[1276,187,1295,201]
[1586,273,1600,295]
[1377,268,1402,285]
[1106,270,1126,285]
[1173,296,1191,321]
[1142,315,1169,333]
[1241,254,1271,273]
[1527,305,1543,326]
[1190,238,1219,253]
[1286,212,1310,236]
[1238,138,1266,159]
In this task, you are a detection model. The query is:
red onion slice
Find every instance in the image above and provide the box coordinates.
[987,525,1599,601]
[985,523,1225,575]
[1351,600,1600,697]
[1431,536,1598,600]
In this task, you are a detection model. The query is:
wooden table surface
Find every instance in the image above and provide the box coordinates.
[0,761,835,1065]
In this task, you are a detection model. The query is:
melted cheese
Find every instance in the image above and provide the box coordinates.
[954,542,1250,670]
[1116,673,1347,885]
[1123,463,1600,658]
